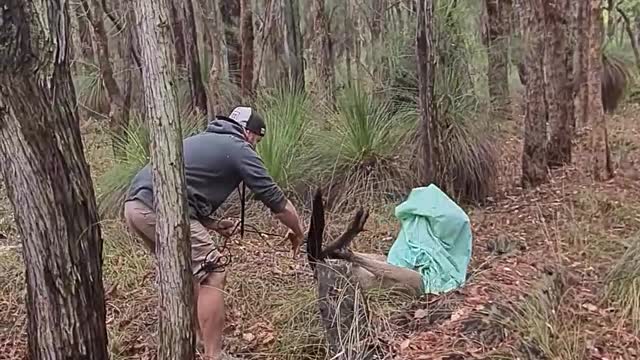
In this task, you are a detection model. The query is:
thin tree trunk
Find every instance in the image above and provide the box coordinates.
[519,0,548,187]
[312,0,335,104]
[545,0,572,167]
[184,0,209,114]
[575,0,589,129]
[485,0,512,119]
[617,7,640,71]
[240,0,255,98]
[585,0,613,180]
[283,0,305,91]
[0,1,109,358]
[344,0,353,86]
[74,0,96,71]
[416,0,438,185]
[84,0,129,159]
[135,0,196,357]
[203,0,228,116]
[170,0,187,68]
[221,0,242,86]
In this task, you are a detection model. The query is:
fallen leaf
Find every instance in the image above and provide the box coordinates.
[242,333,255,342]
[400,338,411,350]
[414,309,428,319]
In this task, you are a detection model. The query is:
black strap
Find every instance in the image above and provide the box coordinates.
[238,182,246,239]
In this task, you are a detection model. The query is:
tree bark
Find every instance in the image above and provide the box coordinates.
[416,0,439,186]
[0,1,109,359]
[170,0,186,68]
[135,0,196,358]
[221,0,242,86]
[74,0,96,71]
[585,0,613,180]
[311,0,335,104]
[485,0,512,119]
[519,0,548,187]
[240,0,255,98]
[544,0,572,168]
[283,0,305,91]
[201,0,229,117]
[184,0,209,115]
[83,0,129,158]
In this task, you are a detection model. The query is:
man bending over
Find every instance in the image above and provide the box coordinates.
[123,107,305,360]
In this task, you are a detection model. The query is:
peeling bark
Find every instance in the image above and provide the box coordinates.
[0,1,109,358]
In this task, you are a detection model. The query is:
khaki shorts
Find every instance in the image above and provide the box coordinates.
[123,199,223,284]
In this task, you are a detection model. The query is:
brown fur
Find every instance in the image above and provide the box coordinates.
[516,54,629,113]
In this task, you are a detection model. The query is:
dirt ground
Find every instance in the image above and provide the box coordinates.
[1,101,639,359]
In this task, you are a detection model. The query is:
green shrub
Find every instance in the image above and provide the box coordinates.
[254,86,321,193]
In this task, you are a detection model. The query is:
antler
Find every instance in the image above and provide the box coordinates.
[306,188,325,270]
[321,207,369,259]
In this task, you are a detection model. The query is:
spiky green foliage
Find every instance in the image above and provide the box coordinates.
[96,110,205,218]
[604,234,640,334]
[378,0,499,204]
[73,63,110,118]
[254,86,320,192]
[314,84,417,207]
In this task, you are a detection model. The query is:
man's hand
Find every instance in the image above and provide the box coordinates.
[214,219,236,237]
[286,230,303,258]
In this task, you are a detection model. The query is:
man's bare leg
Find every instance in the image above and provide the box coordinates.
[198,270,227,359]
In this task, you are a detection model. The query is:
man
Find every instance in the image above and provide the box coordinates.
[123,106,305,360]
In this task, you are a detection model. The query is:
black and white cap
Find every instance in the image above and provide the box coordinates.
[229,106,266,136]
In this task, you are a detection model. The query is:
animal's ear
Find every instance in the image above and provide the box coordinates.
[306,187,325,270]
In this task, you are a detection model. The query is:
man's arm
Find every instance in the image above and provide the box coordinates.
[234,145,304,239]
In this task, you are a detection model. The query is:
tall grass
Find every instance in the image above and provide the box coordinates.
[314,84,417,208]
[254,86,320,193]
[603,234,640,334]
[96,110,205,218]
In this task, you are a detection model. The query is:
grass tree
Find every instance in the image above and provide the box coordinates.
[135,0,196,357]
[0,0,109,357]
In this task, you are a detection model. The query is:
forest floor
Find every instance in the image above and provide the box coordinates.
[1,100,640,360]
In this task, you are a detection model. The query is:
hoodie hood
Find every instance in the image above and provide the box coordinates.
[205,115,245,140]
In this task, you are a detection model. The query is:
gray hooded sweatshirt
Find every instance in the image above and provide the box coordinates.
[125,115,287,219]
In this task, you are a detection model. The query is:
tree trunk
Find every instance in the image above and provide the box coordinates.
[198,0,228,117]
[184,0,209,115]
[311,0,335,104]
[416,0,438,186]
[74,0,96,71]
[0,1,109,359]
[170,0,186,68]
[545,0,572,168]
[84,0,129,159]
[221,0,242,86]
[240,0,255,98]
[485,0,512,119]
[585,0,613,180]
[575,0,589,129]
[283,0,305,91]
[135,0,196,357]
[519,0,548,187]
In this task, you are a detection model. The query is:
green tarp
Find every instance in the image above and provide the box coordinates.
[386,184,473,294]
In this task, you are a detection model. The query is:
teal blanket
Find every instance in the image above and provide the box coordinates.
[386,184,473,294]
